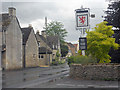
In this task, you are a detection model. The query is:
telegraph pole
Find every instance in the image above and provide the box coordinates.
[45,17,49,65]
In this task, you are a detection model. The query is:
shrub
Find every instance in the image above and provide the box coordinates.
[67,55,97,65]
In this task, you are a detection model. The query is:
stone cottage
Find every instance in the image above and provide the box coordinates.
[66,42,76,57]
[36,31,53,66]
[47,35,61,61]
[21,25,39,68]
[1,7,23,70]
[36,30,61,66]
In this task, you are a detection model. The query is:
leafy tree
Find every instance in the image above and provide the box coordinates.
[61,44,68,57]
[104,1,120,29]
[86,21,119,63]
[77,50,82,55]
[105,1,120,63]
[45,21,68,57]
[45,21,68,42]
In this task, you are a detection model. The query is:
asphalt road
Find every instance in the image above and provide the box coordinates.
[1,62,120,89]
[2,62,69,88]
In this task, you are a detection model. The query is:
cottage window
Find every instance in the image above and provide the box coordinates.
[39,54,44,59]
[52,45,54,49]
[41,55,44,58]
[56,45,58,49]
[39,54,40,59]
[38,42,40,47]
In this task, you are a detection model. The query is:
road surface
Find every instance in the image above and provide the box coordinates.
[1,62,120,89]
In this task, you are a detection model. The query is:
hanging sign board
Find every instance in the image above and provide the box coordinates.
[75,8,90,30]
[79,37,87,50]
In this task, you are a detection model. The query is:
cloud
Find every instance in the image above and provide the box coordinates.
[1,0,109,43]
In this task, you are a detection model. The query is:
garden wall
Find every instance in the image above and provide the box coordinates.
[70,64,120,80]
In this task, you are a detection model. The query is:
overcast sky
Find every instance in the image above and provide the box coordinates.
[1,0,109,43]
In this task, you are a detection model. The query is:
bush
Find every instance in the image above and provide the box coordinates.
[67,55,97,65]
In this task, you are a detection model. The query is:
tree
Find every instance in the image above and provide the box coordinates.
[45,21,68,43]
[86,21,119,63]
[61,44,68,57]
[105,1,120,63]
[104,1,120,29]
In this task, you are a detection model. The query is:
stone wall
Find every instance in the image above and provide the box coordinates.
[70,64,120,80]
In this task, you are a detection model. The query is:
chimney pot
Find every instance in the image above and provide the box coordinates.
[8,7,16,16]
[41,30,46,38]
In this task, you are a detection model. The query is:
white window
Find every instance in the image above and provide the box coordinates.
[38,42,40,47]
[52,45,54,49]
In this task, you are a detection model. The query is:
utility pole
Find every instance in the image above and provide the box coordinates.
[45,17,49,66]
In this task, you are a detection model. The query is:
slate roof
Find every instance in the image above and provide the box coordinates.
[67,43,75,48]
[39,47,52,54]
[47,36,59,49]
[21,27,32,45]
[36,32,59,49]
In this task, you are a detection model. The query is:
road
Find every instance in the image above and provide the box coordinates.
[1,62,120,89]
[2,62,69,88]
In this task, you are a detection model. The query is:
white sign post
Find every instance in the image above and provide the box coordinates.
[75,7,90,56]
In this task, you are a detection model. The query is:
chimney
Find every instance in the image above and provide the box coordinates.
[8,7,16,17]
[41,30,46,38]
[28,24,33,28]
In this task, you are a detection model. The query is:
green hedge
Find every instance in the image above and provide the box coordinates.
[67,55,97,65]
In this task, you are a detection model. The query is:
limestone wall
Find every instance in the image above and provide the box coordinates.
[70,64,120,80]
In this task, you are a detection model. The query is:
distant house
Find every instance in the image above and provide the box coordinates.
[36,30,61,65]
[36,31,52,66]
[21,26,39,68]
[47,35,61,61]
[66,43,76,57]
[73,44,79,54]
[39,47,52,66]
[1,7,23,70]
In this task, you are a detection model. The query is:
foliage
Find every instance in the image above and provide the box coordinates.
[61,44,68,57]
[105,1,120,63]
[67,55,97,65]
[86,21,119,63]
[52,50,62,65]
[56,50,61,57]
[45,21,68,42]
[77,50,82,55]
[52,51,66,65]
[55,50,61,62]
[104,1,120,29]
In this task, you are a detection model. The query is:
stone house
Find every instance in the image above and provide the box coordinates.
[47,35,61,61]
[21,26,39,68]
[36,31,52,66]
[1,7,23,70]
[66,43,76,57]
[36,30,61,65]
[38,47,52,66]
[73,44,79,53]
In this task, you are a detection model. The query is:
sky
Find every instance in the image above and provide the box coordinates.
[1,0,109,44]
